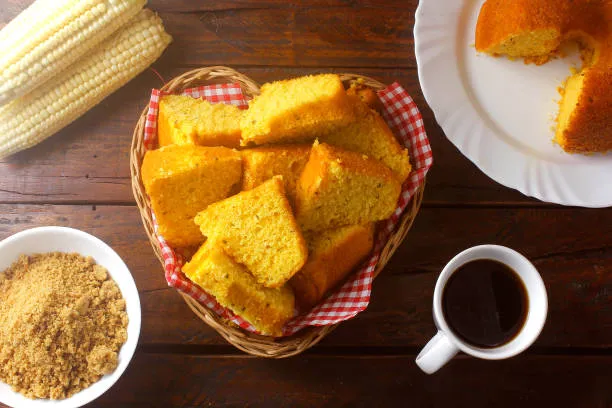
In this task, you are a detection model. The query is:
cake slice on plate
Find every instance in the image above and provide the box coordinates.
[475,0,612,153]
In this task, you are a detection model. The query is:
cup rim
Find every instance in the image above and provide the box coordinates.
[432,244,548,360]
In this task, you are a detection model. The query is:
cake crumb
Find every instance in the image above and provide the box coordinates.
[0,252,128,400]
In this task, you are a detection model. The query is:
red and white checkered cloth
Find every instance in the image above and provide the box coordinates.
[143,81,433,336]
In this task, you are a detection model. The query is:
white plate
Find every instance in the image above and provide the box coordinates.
[0,227,141,408]
[414,0,612,207]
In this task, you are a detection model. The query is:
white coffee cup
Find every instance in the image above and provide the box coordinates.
[415,245,548,374]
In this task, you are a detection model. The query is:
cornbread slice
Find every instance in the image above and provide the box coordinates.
[321,99,411,183]
[296,142,401,231]
[240,74,357,146]
[242,145,311,203]
[141,145,242,247]
[158,94,243,148]
[194,176,308,288]
[290,224,375,310]
[183,241,295,336]
[346,81,383,113]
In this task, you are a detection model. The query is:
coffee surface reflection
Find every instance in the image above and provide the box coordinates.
[442,259,528,348]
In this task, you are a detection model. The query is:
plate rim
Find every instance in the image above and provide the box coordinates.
[414,0,612,208]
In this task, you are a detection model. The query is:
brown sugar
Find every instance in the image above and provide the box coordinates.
[0,252,128,400]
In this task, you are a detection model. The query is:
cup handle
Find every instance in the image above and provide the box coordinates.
[415,331,459,374]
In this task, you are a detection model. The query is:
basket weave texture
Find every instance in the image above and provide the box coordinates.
[130,66,426,358]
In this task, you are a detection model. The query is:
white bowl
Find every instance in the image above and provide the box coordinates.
[0,226,141,408]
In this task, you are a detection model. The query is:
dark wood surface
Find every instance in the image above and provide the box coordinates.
[0,1,610,407]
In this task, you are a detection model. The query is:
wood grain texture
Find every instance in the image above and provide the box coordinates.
[1,0,410,15]
[90,353,611,407]
[0,205,609,348]
[0,1,609,406]
[159,9,413,68]
[2,354,611,408]
[0,0,538,206]
[0,65,537,206]
[147,0,412,12]
[1,4,415,68]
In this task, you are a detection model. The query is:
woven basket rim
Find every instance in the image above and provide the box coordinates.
[130,66,426,358]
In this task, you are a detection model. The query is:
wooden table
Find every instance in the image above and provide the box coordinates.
[1,1,611,407]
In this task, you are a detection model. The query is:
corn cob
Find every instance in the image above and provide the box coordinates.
[0,9,172,159]
[0,0,146,106]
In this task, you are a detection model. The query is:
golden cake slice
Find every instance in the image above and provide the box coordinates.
[241,144,311,203]
[290,224,375,310]
[295,142,401,232]
[556,68,612,153]
[141,145,242,247]
[346,80,383,113]
[194,176,308,288]
[240,74,357,146]
[321,98,411,183]
[475,0,612,153]
[158,94,243,148]
[183,241,295,337]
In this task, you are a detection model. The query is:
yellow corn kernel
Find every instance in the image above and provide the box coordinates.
[0,9,172,159]
[0,0,146,106]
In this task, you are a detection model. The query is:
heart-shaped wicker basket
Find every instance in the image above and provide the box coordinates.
[130,66,426,358]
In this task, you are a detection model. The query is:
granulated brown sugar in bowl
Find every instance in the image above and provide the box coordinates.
[0,252,128,400]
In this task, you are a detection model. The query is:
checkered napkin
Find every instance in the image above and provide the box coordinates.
[143,82,433,336]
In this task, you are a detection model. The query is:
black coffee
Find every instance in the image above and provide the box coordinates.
[442,259,528,348]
